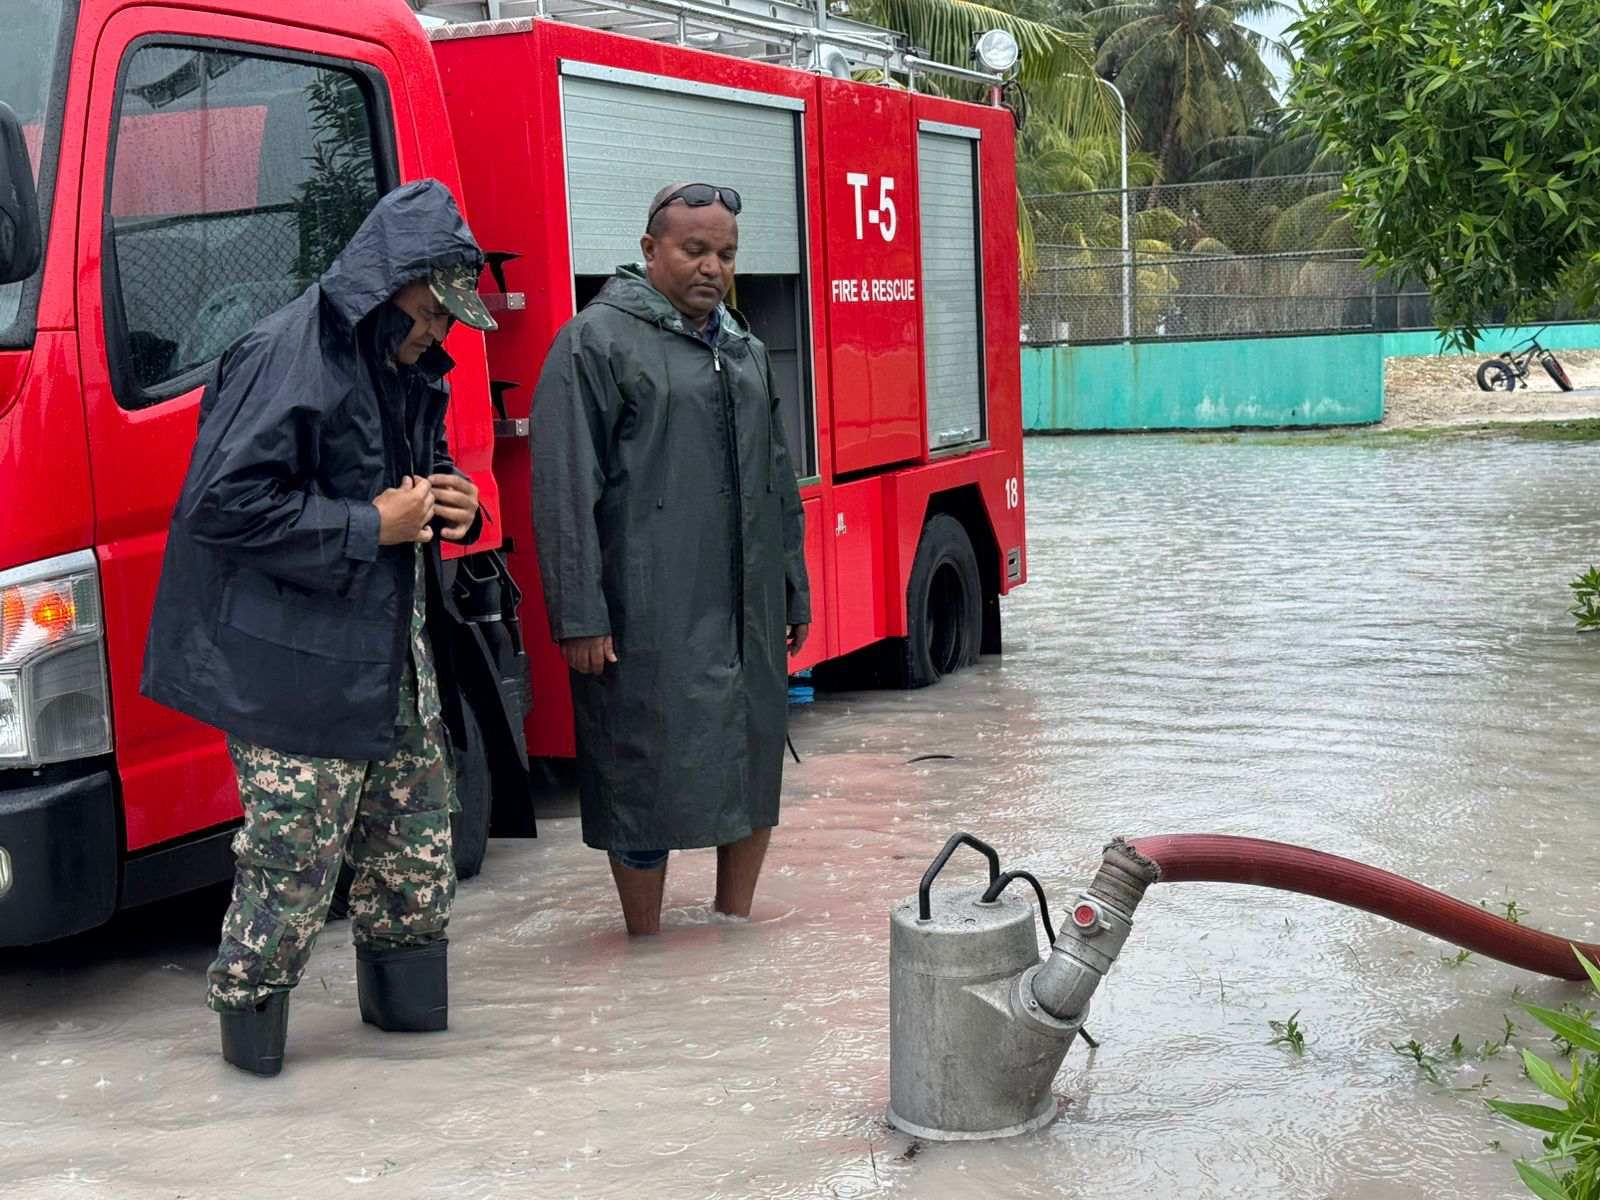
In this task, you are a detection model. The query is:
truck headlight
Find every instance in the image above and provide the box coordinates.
[0,672,24,760]
[0,551,112,767]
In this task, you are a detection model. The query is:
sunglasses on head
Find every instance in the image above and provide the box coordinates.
[648,183,743,226]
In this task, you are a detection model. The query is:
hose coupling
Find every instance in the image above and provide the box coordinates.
[1026,840,1156,1023]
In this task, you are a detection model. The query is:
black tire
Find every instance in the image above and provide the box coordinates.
[807,638,899,692]
[1542,354,1575,392]
[1477,359,1518,391]
[449,699,492,881]
[896,513,983,689]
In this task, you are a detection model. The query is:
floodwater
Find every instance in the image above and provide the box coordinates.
[5,431,1600,1200]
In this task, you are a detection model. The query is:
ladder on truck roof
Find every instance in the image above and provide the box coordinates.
[410,0,1004,90]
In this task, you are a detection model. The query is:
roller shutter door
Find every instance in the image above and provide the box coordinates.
[562,68,802,276]
[918,128,984,450]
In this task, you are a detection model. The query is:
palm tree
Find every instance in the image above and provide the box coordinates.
[841,0,1119,275]
[1079,0,1290,182]
[1188,108,1342,182]
[843,0,1114,136]
[1018,129,1160,197]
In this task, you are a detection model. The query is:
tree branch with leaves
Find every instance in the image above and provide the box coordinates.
[1289,0,1600,348]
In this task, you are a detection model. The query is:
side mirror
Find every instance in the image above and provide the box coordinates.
[0,101,43,286]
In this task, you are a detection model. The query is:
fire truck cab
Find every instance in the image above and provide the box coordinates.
[0,0,1026,946]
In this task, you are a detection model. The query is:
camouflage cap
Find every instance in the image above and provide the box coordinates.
[430,263,497,332]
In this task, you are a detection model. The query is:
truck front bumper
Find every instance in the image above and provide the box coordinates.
[0,764,118,946]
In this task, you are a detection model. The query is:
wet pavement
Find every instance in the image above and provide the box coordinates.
[5,432,1600,1199]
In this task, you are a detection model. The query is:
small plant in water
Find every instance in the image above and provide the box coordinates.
[1482,897,1531,926]
[1480,1016,1521,1061]
[1443,948,1477,969]
[1570,567,1600,631]
[1395,1038,1447,1085]
[1488,949,1600,1200]
[1268,1010,1307,1056]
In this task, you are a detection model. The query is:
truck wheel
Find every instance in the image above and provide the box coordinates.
[897,514,982,689]
[449,699,491,882]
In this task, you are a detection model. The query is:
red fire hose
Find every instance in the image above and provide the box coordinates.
[1124,834,1600,982]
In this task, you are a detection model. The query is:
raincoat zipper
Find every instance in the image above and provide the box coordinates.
[666,315,745,665]
[710,338,744,664]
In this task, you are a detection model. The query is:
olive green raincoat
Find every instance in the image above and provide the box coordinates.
[531,266,810,851]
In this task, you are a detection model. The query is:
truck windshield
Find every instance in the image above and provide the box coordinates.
[0,1,70,345]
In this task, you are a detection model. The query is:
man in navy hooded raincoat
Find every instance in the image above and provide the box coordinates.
[142,180,498,1076]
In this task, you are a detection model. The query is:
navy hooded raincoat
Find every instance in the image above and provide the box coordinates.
[141,180,487,760]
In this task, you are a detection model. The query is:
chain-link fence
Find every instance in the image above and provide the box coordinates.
[111,206,334,393]
[1020,173,1433,345]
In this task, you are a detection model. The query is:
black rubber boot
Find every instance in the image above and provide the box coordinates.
[356,940,448,1032]
[219,991,290,1076]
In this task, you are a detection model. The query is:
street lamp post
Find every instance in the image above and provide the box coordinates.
[1067,74,1132,341]
[1109,81,1130,342]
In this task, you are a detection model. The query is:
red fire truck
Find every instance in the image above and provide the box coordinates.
[0,0,1027,946]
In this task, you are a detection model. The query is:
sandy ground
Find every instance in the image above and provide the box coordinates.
[1383,346,1600,428]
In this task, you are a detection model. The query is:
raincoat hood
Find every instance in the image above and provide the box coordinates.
[142,178,493,760]
[319,179,486,331]
[595,263,751,340]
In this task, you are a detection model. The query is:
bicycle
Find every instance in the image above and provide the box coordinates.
[1475,330,1574,392]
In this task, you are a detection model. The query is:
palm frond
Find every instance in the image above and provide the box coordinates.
[848,0,1116,135]
[1071,0,1295,180]
[1017,190,1038,280]
[1226,0,1294,20]
[1264,189,1344,252]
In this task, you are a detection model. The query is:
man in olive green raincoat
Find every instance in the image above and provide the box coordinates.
[531,182,810,934]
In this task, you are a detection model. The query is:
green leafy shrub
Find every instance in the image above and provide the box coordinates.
[1289,0,1600,348]
[1488,950,1600,1199]
[1571,568,1600,631]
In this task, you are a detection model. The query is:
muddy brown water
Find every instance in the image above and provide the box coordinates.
[4,433,1600,1199]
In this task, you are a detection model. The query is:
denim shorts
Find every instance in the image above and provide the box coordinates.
[610,848,669,871]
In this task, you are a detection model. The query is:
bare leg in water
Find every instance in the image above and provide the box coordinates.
[610,859,667,935]
[715,827,772,918]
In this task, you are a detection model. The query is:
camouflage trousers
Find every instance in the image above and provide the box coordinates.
[205,716,456,1012]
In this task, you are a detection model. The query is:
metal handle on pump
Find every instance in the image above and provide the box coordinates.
[916,832,1000,922]
[892,833,1078,1141]
[981,870,1057,945]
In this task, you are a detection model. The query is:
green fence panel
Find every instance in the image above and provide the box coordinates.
[1379,322,1600,359]
[1022,323,1600,431]
[1023,333,1385,431]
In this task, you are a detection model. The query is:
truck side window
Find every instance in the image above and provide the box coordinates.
[104,45,388,407]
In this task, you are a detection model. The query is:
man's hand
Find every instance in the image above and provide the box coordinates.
[787,623,810,654]
[375,476,435,545]
[429,472,480,541]
[562,635,618,675]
